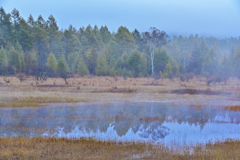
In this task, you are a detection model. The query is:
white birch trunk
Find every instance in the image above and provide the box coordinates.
[151,49,154,76]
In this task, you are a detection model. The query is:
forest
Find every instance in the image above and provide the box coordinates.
[0,7,240,82]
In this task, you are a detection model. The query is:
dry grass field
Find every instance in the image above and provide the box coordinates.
[0,75,240,106]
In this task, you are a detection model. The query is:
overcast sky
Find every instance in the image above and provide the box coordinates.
[1,0,240,38]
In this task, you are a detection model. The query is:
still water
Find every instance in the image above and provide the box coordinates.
[0,101,240,146]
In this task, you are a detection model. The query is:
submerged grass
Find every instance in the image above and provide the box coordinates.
[14,97,89,103]
[0,102,41,107]
[0,97,90,107]
[0,137,239,159]
[224,105,240,112]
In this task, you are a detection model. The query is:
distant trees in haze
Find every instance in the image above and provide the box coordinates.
[0,7,240,82]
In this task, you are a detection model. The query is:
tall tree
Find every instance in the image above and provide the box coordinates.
[36,15,46,28]
[142,27,168,76]
[78,58,88,76]
[0,46,8,74]
[11,8,21,31]
[57,58,69,82]
[9,47,21,71]
[114,26,135,56]
[27,14,35,27]
[153,48,169,74]
[32,26,49,67]
[96,53,107,76]
[127,50,143,77]
[18,18,32,52]
[46,15,59,53]
[87,48,98,74]
[46,53,57,71]
[99,26,111,44]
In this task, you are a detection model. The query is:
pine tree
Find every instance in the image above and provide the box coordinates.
[9,47,21,72]
[154,48,169,74]
[46,53,57,71]
[46,15,59,53]
[27,14,35,27]
[33,26,49,67]
[164,62,173,79]
[0,46,8,74]
[78,58,88,76]
[115,26,135,55]
[87,48,98,74]
[57,58,69,82]
[127,50,142,77]
[100,26,111,44]
[96,54,107,76]
[18,18,32,52]
[88,33,99,50]
[25,50,38,74]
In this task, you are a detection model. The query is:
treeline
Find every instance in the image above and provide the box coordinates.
[0,7,240,81]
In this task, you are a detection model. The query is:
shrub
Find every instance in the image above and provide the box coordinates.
[17,73,26,82]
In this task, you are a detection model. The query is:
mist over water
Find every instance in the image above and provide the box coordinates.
[1,102,240,146]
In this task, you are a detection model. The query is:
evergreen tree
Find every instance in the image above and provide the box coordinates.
[202,47,218,75]
[9,47,21,72]
[80,35,88,50]
[36,15,46,28]
[27,14,35,27]
[0,46,8,74]
[85,25,92,39]
[127,50,143,77]
[99,26,111,44]
[25,50,38,74]
[96,54,107,76]
[87,48,98,74]
[115,26,135,55]
[46,53,57,71]
[78,58,88,76]
[20,53,26,72]
[154,48,169,74]
[164,62,173,79]
[33,26,49,67]
[88,33,99,50]
[189,38,209,74]
[46,15,59,53]
[18,18,32,52]
[57,58,69,82]
[232,47,240,78]
[219,53,230,77]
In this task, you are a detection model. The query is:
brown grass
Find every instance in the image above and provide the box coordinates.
[0,75,239,105]
[13,97,89,103]
[0,137,239,159]
[0,97,89,107]
[0,102,41,107]
[224,105,240,112]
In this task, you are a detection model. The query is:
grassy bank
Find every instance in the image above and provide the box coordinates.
[0,97,89,107]
[0,137,239,159]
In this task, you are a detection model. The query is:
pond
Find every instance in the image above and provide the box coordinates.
[0,101,240,146]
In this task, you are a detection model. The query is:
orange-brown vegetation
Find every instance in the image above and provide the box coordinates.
[0,137,239,160]
[224,105,240,112]
[0,75,239,106]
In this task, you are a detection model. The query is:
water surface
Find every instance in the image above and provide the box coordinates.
[0,101,240,146]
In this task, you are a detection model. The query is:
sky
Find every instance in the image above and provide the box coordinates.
[1,0,240,38]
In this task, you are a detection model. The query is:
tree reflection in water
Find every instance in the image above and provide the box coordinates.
[0,102,239,143]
